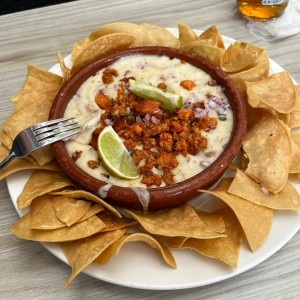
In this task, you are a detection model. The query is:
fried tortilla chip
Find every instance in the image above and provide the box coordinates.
[52,196,91,227]
[94,233,176,269]
[180,207,243,267]
[0,145,61,180]
[98,210,137,231]
[221,42,262,73]
[290,132,300,173]
[77,204,104,222]
[124,204,225,239]
[57,52,71,83]
[289,86,300,128]
[199,178,273,252]
[245,71,296,114]
[10,213,106,242]
[228,169,300,210]
[140,23,179,48]
[62,229,126,287]
[178,23,199,47]
[30,195,66,230]
[50,189,121,218]
[89,22,154,47]
[243,110,292,193]
[199,25,225,49]
[71,37,92,63]
[71,33,135,75]
[17,170,74,209]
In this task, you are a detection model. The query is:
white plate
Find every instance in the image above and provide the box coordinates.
[6,28,300,290]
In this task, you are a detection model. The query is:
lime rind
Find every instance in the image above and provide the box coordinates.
[128,79,182,111]
[97,126,140,180]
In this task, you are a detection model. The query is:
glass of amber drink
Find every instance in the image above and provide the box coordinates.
[237,0,289,20]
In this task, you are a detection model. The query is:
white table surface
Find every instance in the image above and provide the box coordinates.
[0,0,299,299]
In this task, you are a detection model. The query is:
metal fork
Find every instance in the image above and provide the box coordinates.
[0,117,80,169]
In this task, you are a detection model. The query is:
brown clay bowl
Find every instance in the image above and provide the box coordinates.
[49,46,247,211]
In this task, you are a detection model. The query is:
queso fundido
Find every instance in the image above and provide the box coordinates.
[63,54,233,188]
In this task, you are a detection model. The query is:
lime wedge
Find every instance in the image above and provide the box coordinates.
[97,126,140,180]
[128,79,183,111]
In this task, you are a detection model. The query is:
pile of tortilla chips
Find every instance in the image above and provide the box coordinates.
[1,22,299,288]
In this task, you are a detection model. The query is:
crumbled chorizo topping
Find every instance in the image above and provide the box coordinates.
[102,68,119,84]
[87,160,99,169]
[157,82,167,90]
[71,150,82,161]
[91,76,218,187]
[180,80,196,90]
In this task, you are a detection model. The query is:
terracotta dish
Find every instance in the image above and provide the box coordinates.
[49,47,247,210]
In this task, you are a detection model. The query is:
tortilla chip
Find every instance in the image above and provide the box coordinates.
[243,110,292,193]
[30,195,66,230]
[50,189,121,218]
[94,233,176,269]
[124,204,224,239]
[140,23,179,48]
[77,204,104,222]
[199,25,225,49]
[89,22,154,47]
[10,213,106,242]
[52,196,91,227]
[245,71,296,114]
[221,42,261,73]
[0,146,61,181]
[71,37,92,63]
[290,132,300,173]
[180,207,243,267]
[178,23,199,47]
[199,178,273,252]
[228,169,300,210]
[98,210,137,231]
[289,173,300,183]
[71,33,135,75]
[57,52,71,83]
[187,42,225,67]
[17,170,75,210]
[289,86,300,128]
[62,229,126,287]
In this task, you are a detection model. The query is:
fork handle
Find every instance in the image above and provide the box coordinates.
[0,151,17,170]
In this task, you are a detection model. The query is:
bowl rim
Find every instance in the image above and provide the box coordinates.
[49,46,247,210]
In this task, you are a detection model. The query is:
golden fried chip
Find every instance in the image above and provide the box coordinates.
[0,145,61,180]
[98,210,137,231]
[17,170,74,209]
[196,210,225,233]
[289,173,300,183]
[57,52,71,83]
[229,49,270,98]
[289,86,300,128]
[71,33,135,75]
[71,37,92,63]
[243,110,292,193]
[124,204,224,239]
[245,71,296,114]
[94,233,176,269]
[50,189,121,218]
[199,25,225,49]
[30,195,66,230]
[156,210,226,248]
[62,229,126,287]
[177,23,199,47]
[140,23,179,48]
[290,132,300,173]
[10,213,106,242]
[228,169,300,210]
[77,204,104,222]
[89,22,154,47]
[221,42,261,73]
[52,196,91,227]
[187,42,225,67]
[199,178,273,252]
[180,207,243,267]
